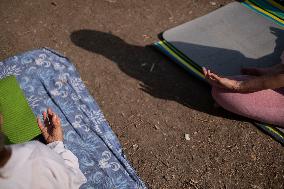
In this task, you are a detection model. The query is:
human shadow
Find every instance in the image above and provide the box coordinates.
[70,27,283,120]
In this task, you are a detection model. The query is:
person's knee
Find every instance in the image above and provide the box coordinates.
[211,87,225,103]
[211,87,243,113]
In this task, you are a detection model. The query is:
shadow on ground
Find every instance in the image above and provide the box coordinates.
[69,28,284,121]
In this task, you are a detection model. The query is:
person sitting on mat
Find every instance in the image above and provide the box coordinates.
[202,53,284,127]
[0,108,86,189]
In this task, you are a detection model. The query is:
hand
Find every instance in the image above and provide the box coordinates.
[202,67,241,91]
[37,108,63,144]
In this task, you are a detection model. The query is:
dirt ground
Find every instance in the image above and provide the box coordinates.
[0,0,284,188]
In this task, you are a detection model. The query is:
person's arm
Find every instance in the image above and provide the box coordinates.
[237,74,284,92]
[37,108,86,184]
[202,67,284,93]
[47,141,81,171]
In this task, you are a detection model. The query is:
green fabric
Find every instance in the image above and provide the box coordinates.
[0,76,40,144]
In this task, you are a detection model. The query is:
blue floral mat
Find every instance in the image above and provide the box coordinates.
[0,48,146,189]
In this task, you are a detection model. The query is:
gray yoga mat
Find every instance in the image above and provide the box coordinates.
[163,2,284,76]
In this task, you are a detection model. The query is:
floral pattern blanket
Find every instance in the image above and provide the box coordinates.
[0,48,146,189]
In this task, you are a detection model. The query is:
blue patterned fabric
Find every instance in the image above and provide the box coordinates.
[0,48,146,189]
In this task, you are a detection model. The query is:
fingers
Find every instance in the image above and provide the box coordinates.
[203,67,215,85]
[37,117,48,138]
[202,67,225,89]
[209,72,221,81]
[47,108,53,121]
[42,108,55,128]
[43,111,50,127]
[46,107,61,128]
[43,111,47,120]
[203,67,211,81]
[203,67,220,81]
[207,70,213,79]
[203,67,214,79]
[48,107,60,127]
[37,117,45,131]
[38,108,63,144]
[44,108,55,125]
[37,116,50,143]
[202,67,208,76]
[52,113,61,128]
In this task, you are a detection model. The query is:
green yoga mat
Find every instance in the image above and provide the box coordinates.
[0,76,40,144]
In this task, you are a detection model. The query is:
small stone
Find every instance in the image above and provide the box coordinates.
[141,62,147,67]
[150,63,155,72]
[83,80,89,85]
[154,125,160,130]
[251,153,257,161]
[143,34,151,39]
[133,144,139,150]
[163,175,171,181]
[185,134,190,141]
[210,2,217,6]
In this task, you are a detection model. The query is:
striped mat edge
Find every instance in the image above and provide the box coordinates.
[153,40,284,145]
[243,0,284,27]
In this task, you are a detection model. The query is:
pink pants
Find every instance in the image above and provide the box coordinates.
[212,80,284,127]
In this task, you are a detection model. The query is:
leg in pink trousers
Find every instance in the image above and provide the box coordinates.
[212,83,284,128]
